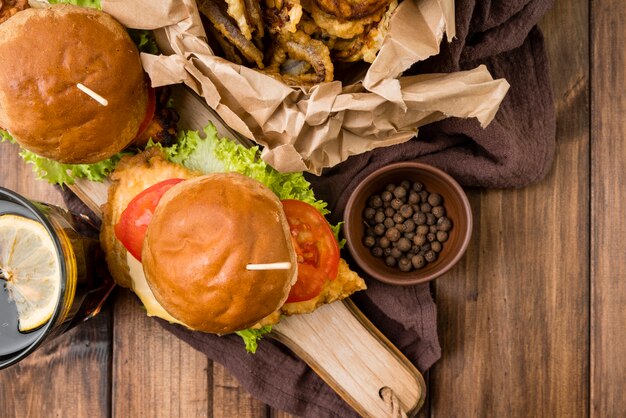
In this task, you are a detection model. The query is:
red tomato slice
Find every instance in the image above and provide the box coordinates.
[114,178,184,261]
[282,199,340,303]
[135,86,157,140]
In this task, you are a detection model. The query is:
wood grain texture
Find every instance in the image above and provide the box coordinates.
[590,1,626,416]
[3,1,620,416]
[429,0,589,416]
[112,290,210,418]
[212,362,268,418]
[0,141,111,418]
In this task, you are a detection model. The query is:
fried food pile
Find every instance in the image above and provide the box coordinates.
[0,0,28,24]
[197,0,398,86]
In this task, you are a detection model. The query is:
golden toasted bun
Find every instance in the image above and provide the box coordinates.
[100,149,198,289]
[142,173,298,334]
[0,5,147,163]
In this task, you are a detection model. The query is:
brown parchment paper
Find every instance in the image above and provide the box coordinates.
[102,0,509,174]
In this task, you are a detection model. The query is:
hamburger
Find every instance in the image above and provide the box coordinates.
[0,4,176,166]
[142,173,298,334]
[100,126,366,350]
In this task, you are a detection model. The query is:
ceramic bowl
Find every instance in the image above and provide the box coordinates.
[343,162,472,285]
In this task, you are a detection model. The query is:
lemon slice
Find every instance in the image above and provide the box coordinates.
[0,214,60,332]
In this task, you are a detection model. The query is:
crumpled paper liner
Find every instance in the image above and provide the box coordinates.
[103,0,509,174]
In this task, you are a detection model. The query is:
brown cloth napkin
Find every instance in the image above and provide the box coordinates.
[62,0,556,416]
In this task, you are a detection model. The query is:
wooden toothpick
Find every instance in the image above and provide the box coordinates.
[246,262,292,271]
[76,83,108,106]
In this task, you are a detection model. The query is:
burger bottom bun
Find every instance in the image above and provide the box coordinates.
[142,172,298,334]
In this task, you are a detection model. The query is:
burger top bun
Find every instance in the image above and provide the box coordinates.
[142,173,298,334]
[0,5,148,164]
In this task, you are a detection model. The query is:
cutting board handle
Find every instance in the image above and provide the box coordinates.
[272,299,426,418]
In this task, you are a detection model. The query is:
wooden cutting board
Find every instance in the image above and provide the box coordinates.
[71,85,426,418]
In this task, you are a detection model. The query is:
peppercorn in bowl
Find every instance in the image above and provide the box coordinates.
[344,162,472,285]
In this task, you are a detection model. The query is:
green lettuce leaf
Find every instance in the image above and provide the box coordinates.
[1,129,126,185]
[48,0,101,9]
[235,326,273,354]
[154,124,330,214]
[128,29,160,55]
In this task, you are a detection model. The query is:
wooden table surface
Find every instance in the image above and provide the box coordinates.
[1,0,624,416]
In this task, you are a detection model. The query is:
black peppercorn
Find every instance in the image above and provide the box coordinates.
[436,231,449,242]
[369,195,383,208]
[398,257,412,272]
[363,178,453,273]
[413,234,427,246]
[390,247,403,259]
[437,217,452,232]
[364,236,376,247]
[424,250,437,263]
[432,206,446,218]
[393,186,407,199]
[378,236,391,248]
[403,219,416,233]
[385,227,401,242]
[427,193,442,207]
[399,204,413,218]
[396,237,412,252]
[413,212,426,225]
[411,254,426,269]
[416,225,429,236]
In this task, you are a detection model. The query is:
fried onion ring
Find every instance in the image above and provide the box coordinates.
[244,0,265,43]
[313,0,393,20]
[225,0,252,40]
[303,0,389,39]
[263,0,303,34]
[197,0,265,68]
[263,30,333,86]
[332,0,397,63]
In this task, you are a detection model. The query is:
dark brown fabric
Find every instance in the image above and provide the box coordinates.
[62,0,556,416]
